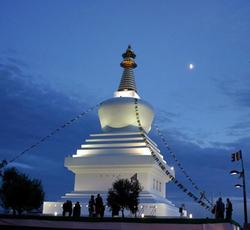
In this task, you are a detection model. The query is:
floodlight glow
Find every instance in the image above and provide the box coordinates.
[54,212,58,216]
[189,213,193,219]
[141,213,145,218]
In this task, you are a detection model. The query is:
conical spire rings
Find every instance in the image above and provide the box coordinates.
[118,45,137,92]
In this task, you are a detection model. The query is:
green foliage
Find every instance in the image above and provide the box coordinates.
[107,178,142,218]
[0,167,45,215]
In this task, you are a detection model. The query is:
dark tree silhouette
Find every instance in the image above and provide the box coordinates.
[0,168,44,215]
[129,178,142,217]
[107,178,142,218]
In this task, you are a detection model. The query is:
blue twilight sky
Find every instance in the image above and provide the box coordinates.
[0,0,250,224]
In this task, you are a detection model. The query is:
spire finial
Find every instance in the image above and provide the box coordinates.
[120,45,137,69]
[117,46,138,92]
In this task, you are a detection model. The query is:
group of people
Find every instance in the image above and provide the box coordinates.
[61,194,105,218]
[62,196,232,220]
[88,194,105,218]
[62,200,81,217]
[213,198,233,220]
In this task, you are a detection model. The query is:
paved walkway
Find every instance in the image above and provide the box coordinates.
[0,218,240,230]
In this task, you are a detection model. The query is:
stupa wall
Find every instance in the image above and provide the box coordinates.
[72,165,166,198]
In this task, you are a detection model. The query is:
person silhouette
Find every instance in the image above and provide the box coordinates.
[215,197,225,219]
[95,194,104,218]
[62,201,67,216]
[73,201,81,217]
[62,200,73,217]
[226,198,233,221]
[68,200,73,217]
[88,195,95,217]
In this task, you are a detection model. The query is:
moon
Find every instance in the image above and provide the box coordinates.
[189,63,194,70]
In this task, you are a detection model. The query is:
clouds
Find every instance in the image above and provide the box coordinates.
[211,72,250,142]
[149,125,250,223]
[224,84,250,109]
[214,72,250,109]
[154,109,179,124]
[7,162,34,170]
[0,56,98,141]
[0,55,101,199]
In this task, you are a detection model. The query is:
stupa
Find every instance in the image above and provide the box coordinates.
[43,46,179,217]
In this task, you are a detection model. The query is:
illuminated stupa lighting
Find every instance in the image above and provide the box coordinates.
[43,46,179,217]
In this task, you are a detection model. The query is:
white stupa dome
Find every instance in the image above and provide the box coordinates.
[98,97,154,133]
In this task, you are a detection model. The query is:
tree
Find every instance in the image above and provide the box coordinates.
[107,178,142,218]
[128,178,142,217]
[0,167,45,215]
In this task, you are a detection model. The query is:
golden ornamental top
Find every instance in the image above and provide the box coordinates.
[120,45,137,69]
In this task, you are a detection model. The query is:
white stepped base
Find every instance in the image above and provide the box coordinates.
[43,201,179,217]
[43,191,180,217]
[44,131,180,218]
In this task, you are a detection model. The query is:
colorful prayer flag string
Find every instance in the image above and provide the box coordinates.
[4,104,100,166]
[133,98,213,212]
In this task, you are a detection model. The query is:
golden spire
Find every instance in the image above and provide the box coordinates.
[118,45,137,92]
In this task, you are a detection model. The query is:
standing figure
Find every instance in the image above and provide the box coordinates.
[62,200,72,217]
[68,200,73,217]
[88,195,95,217]
[215,197,225,219]
[226,198,233,221]
[73,201,81,217]
[95,194,104,218]
[62,201,67,216]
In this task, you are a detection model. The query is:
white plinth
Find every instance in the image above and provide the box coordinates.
[43,131,179,217]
